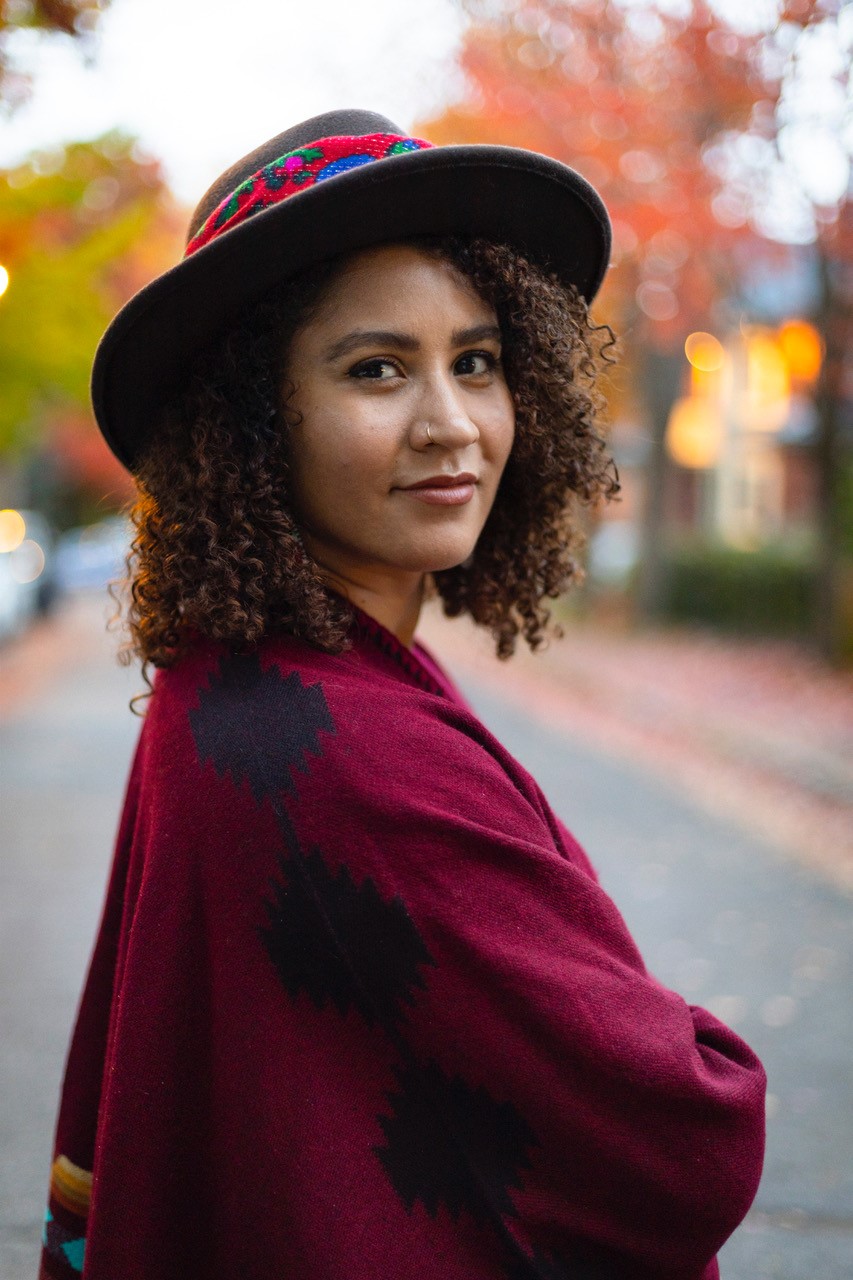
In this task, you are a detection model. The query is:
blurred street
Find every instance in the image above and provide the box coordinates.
[1,592,852,1279]
[419,602,853,896]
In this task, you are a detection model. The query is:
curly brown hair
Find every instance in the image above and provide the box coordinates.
[108,235,620,715]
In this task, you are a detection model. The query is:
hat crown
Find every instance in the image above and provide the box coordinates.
[188,108,405,244]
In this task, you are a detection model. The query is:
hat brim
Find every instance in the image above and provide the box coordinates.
[92,144,611,472]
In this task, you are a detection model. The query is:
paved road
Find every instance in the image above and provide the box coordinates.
[1,596,851,1278]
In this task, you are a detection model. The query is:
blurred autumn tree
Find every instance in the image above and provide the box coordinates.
[1,0,111,111]
[0,136,183,519]
[423,0,851,660]
[0,0,180,525]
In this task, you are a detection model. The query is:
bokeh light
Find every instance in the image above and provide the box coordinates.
[0,508,26,552]
[685,332,726,373]
[778,318,823,387]
[10,538,45,583]
[666,396,725,468]
[743,329,790,432]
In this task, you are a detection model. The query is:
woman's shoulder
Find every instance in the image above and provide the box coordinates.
[147,628,343,706]
[142,625,551,822]
[141,625,454,764]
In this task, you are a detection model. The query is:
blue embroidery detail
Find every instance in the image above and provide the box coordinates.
[61,1236,86,1272]
[43,1207,86,1273]
[316,153,375,181]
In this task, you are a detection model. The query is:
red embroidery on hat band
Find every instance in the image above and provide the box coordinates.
[185,133,434,257]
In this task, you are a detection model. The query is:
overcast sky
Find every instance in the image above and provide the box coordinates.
[2,0,849,238]
[0,0,467,203]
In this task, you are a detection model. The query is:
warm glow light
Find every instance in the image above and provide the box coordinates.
[0,508,26,552]
[690,359,729,399]
[778,318,823,386]
[665,396,724,468]
[745,331,790,431]
[685,331,725,372]
[0,265,8,297]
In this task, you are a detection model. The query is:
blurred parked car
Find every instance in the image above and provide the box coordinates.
[54,515,133,593]
[586,520,640,588]
[0,507,62,644]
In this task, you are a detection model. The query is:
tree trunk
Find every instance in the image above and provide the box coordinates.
[813,242,851,667]
[634,347,684,623]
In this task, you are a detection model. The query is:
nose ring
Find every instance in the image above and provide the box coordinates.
[425,423,434,445]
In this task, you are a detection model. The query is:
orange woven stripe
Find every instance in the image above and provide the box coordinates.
[50,1155,92,1217]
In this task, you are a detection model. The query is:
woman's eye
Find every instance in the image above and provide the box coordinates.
[456,351,497,376]
[349,358,399,380]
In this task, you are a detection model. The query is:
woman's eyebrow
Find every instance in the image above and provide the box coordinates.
[452,323,502,348]
[323,330,417,363]
[323,323,502,364]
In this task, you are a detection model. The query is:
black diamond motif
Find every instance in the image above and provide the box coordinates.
[503,1245,572,1280]
[504,1242,624,1280]
[373,1057,538,1223]
[43,1213,85,1275]
[189,652,334,804]
[259,846,436,1031]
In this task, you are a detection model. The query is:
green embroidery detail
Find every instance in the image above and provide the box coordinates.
[214,191,242,229]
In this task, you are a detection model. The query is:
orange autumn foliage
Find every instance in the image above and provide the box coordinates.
[420,0,829,350]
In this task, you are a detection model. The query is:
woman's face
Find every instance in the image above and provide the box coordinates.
[281,243,516,594]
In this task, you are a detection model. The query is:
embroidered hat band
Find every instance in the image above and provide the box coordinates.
[186,133,433,257]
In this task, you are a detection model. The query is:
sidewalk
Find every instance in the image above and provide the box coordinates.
[418,602,853,896]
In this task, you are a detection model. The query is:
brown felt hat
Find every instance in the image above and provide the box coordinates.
[91,107,612,474]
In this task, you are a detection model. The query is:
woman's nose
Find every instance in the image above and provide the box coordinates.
[411,373,480,450]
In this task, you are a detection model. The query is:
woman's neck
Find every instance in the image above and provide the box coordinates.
[304,545,425,649]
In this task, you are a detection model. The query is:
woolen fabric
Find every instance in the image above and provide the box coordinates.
[40,608,766,1280]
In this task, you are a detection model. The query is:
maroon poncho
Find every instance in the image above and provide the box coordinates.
[40,606,765,1280]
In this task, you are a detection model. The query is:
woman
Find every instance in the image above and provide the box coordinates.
[40,109,765,1280]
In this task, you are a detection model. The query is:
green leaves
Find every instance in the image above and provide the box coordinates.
[0,133,178,457]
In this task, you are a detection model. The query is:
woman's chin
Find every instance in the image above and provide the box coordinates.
[395,526,486,575]
[400,543,480,574]
[425,555,476,574]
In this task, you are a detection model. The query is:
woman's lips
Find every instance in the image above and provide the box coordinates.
[397,474,477,506]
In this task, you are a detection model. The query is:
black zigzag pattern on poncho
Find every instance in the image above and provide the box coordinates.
[504,1243,624,1280]
[259,845,437,1032]
[189,651,335,804]
[373,1056,539,1223]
